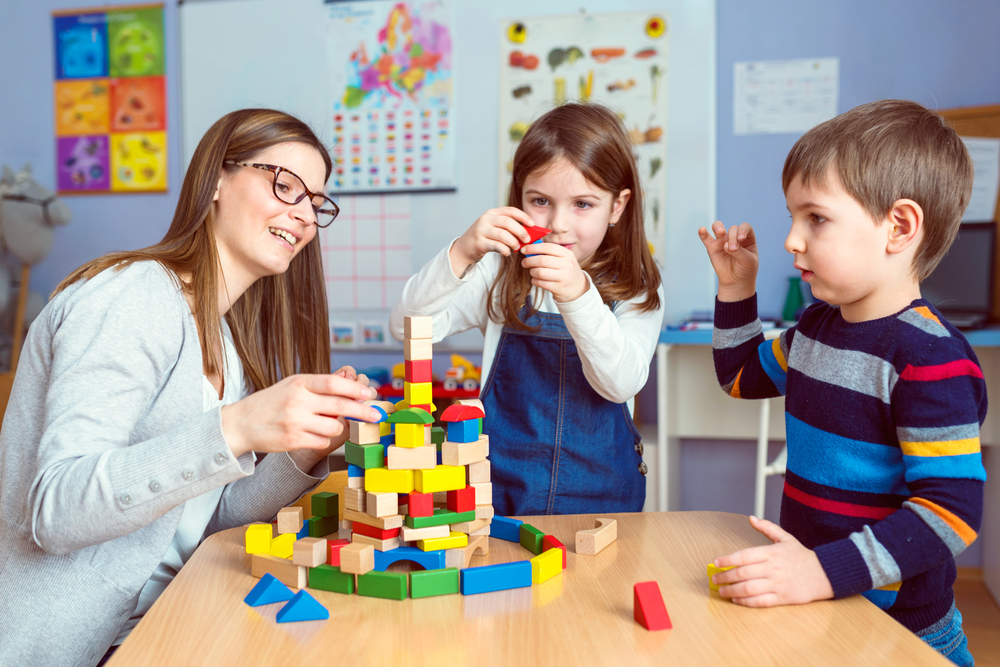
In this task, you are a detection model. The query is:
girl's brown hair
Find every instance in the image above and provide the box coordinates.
[488,103,661,329]
[55,108,332,390]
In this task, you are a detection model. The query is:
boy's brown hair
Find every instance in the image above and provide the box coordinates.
[781,99,974,282]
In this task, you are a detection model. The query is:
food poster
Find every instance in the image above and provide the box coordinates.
[498,13,669,263]
[326,0,457,194]
[52,4,167,194]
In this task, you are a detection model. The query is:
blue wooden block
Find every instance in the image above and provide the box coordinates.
[296,520,309,540]
[348,463,364,478]
[276,589,329,623]
[436,450,442,465]
[380,433,394,446]
[447,420,479,443]
[491,516,524,542]
[460,561,532,595]
[244,573,294,607]
[373,546,446,572]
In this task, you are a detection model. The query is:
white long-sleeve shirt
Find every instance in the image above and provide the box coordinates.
[390,241,664,410]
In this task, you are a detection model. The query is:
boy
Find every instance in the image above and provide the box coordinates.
[698,99,984,667]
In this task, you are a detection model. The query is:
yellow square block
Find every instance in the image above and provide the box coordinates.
[365,467,415,494]
[531,548,562,584]
[417,531,468,552]
[379,422,392,436]
[404,382,433,405]
[268,532,295,559]
[245,524,272,554]
[707,563,734,591]
[414,465,466,493]
[395,423,426,448]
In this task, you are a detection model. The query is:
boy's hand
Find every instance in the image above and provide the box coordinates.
[451,207,535,277]
[712,515,834,607]
[519,242,588,303]
[697,221,759,302]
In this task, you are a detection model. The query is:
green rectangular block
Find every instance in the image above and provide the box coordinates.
[357,571,408,600]
[405,508,476,529]
[345,442,384,469]
[309,564,355,594]
[308,515,338,538]
[311,492,339,519]
[410,567,460,599]
[519,524,545,555]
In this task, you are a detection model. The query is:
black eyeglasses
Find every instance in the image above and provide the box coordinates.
[0,193,60,227]
[224,160,339,228]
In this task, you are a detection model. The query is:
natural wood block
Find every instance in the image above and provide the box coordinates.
[404,315,433,339]
[442,435,489,467]
[470,525,491,537]
[344,507,404,530]
[450,517,491,533]
[276,507,303,535]
[352,533,401,552]
[576,518,617,556]
[366,491,399,518]
[292,537,327,568]
[345,488,366,512]
[401,524,451,541]
[347,476,364,489]
[466,460,491,484]
[339,542,375,575]
[471,482,492,506]
[350,421,382,445]
[475,505,495,520]
[251,553,306,589]
[404,338,433,361]
[387,444,436,470]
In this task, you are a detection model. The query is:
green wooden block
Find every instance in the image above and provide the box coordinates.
[308,515,338,538]
[431,426,446,450]
[357,571,408,600]
[309,564,355,594]
[519,524,545,555]
[311,492,339,519]
[405,508,476,529]
[477,418,483,435]
[345,442,384,469]
[410,568,460,599]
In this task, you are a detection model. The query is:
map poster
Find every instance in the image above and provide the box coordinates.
[52,4,167,195]
[325,0,457,194]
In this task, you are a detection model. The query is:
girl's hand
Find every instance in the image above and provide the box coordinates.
[697,221,759,302]
[520,242,588,303]
[450,207,535,277]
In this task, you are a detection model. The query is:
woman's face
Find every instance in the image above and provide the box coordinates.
[213,141,326,287]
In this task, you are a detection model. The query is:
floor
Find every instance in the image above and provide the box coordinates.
[955,572,1000,667]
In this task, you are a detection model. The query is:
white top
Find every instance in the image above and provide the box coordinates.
[389,241,665,410]
[115,321,247,645]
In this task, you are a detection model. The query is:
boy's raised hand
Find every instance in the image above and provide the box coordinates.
[519,242,588,303]
[451,207,535,278]
[712,515,834,607]
[698,221,759,302]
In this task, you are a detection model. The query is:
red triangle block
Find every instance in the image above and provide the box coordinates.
[518,225,552,248]
[634,581,672,630]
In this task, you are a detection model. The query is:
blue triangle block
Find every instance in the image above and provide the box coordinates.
[276,590,329,623]
[244,574,294,607]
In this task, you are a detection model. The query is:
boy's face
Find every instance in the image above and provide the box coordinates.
[784,168,899,322]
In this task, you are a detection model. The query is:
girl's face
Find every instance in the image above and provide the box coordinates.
[521,156,631,266]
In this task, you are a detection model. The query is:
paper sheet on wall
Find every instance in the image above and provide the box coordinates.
[734,58,838,135]
[497,12,669,264]
[962,137,1000,222]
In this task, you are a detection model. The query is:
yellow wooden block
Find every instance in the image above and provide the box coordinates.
[531,547,563,584]
[415,465,466,493]
[404,381,433,405]
[268,532,296,559]
[244,524,272,554]
[364,467,415,494]
[707,563,734,592]
[417,531,468,552]
[379,422,392,436]
[395,423,426,448]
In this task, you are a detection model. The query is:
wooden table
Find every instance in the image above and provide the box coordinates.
[109,511,949,666]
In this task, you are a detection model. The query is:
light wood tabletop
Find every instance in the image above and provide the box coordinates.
[109,511,949,667]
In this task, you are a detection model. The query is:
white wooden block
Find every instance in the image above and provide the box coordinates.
[350,420,382,445]
[345,487,366,512]
[401,524,451,541]
[475,505,495,520]
[466,459,491,484]
[352,534,400,552]
[366,492,399,518]
[347,476,364,489]
[276,507,303,535]
[404,316,433,339]
[292,537,326,567]
[575,518,617,555]
[387,444,436,470]
[442,435,489,467]
[450,517,491,533]
[471,482,492,506]
[404,338,433,361]
[470,525,491,537]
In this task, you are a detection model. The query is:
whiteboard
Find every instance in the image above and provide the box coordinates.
[178,0,716,327]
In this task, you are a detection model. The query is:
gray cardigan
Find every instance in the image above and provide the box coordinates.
[0,262,328,666]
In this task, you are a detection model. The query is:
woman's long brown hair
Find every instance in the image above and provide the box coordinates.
[55,108,332,390]
[488,103,661,330]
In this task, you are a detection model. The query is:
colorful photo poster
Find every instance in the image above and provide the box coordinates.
[325,0,457,194]
[498,13,670,264]
[52,4,167,195]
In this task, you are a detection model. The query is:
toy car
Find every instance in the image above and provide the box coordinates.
[442,354,481,391]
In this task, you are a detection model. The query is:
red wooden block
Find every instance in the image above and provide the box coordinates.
[352,522,401,540]
[327,538,351,567]
[405,359,433,383]
[542,535,567,569]
[447,485,476,513]
[517,225,552,248]
[634,581,672,631]
[408,492,434,517]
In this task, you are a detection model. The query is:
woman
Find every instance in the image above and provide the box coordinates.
[0,109,375,666]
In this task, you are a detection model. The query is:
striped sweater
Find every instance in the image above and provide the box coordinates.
[714,295,986,633]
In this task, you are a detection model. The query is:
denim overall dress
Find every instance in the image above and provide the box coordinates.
[481,300,647,516]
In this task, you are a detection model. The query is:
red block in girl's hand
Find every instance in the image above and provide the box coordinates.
[518,225,552,248]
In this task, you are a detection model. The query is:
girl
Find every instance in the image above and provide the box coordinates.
[0,109,381,666]
[391,103,663,515]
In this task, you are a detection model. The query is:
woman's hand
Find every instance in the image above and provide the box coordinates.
[519,242,589,303]
[697,221,759,302]
[450,207,535,277]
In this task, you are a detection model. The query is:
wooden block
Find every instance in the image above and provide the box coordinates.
[475,505,495,520]
[415,465,466,493]
[244,573,294,607]
[357,571,408,600]
[344,507,403,530]
[364,467,415,494]
[404,315,433,339]
[450,517,491,533]
[407,492,434,517]
[520,524,545,555]
[269,532,296,559]
[471,482,492,506]
[339,542,375,575]
[275,589,328,623]
[307,515,338,538]
[245,523,272,554]
[352,533,401,552]
[347,476,364,489]
[446,420,479,443]
[576,518,617,556]
[327,538,351,567]
[350,421,382,445]
[634,581,672,630]
[310,492,339,519]
[466,460,491,484]
[447,485,476,513]
[431,426,446,447]
[542,535,567,569]
[404,338,433,361]
[364,399,397,415]
[394,423,426,449]
[401,524,451,541]
[404,381,433,405]
[387,444,437,470]
[410,567,460,599]
[276,507,304,535]
[405,359,433,384]
[345,442,384,469]
[444,534,490,570]
[530,548,563,584]
[309,564,355,594]
[460,561,532,595]
[442,435,489,467]
[417,531,468,552]
[469,525,491,537]
[707,563,735,592]
[432,491,448,506]
[344,488,366,512]
[251,553,306,589]
[405,508,475,529]
[491,516,523,542]
[366,491,399,518]
[292,537,327,567]
[352,521,400,541]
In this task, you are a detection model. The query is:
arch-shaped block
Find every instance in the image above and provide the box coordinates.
[373,546,446,572]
